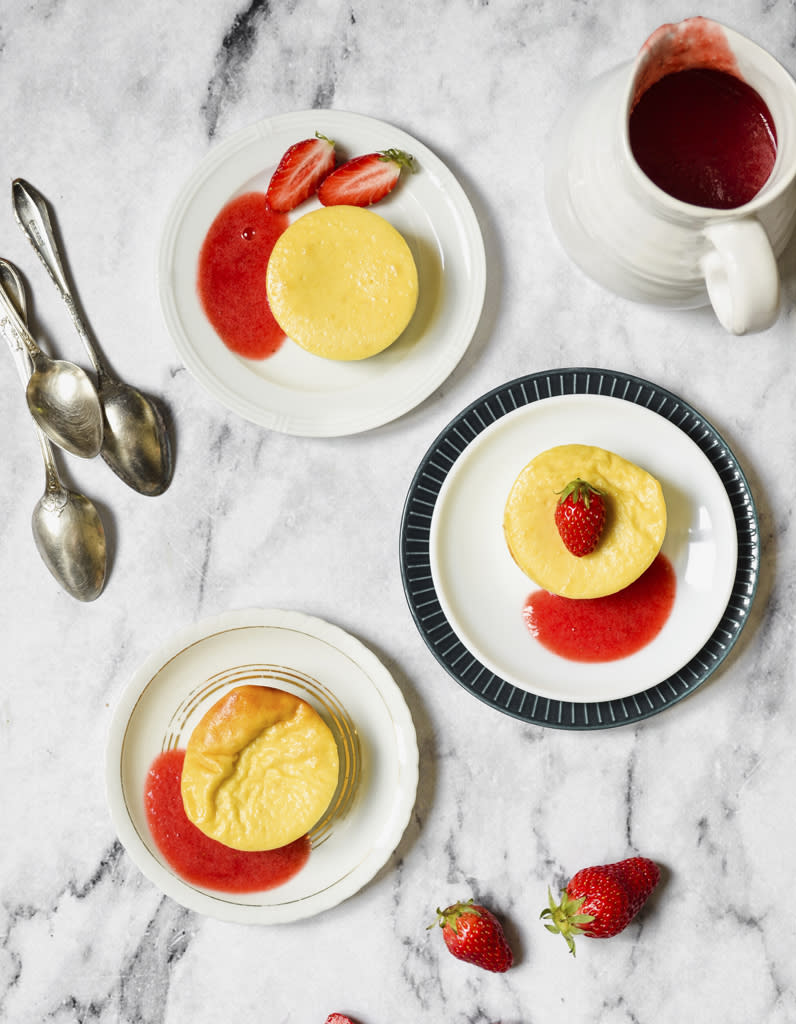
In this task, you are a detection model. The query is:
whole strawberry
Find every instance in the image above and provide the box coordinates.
[431,899,513,972]
[541,856,660,955]
[324,1015,356,1024]
[554,478,606,556]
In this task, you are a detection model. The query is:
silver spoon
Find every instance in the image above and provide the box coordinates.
[0,260,107,601]
[12,178,173,496]
[0,260,103,459]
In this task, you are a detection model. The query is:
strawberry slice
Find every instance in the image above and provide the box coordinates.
[266,132,336,212]
[318,148,415,207]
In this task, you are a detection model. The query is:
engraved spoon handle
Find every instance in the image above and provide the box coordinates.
[0,263,45,368]
[0,259,63,496]
[12,177,103,377]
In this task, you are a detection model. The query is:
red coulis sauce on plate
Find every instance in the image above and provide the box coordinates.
[523,553,676,662]
[629,68,777,208]
[197,192,288,359]
[145,749,310,893]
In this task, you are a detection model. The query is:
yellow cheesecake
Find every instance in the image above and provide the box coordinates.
[181,685,339,852]
[266,205,418,360]
[503,443,667,599]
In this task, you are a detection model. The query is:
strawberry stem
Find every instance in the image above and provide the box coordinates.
[540,888,595,956]
[556,478,602,508]
[379,148,416,172]
[428,898,481,933]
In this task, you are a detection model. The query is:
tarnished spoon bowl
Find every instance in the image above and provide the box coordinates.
[0,268,103,459]
[0,259,106,601]
[98,372,173,496]
[31,482,106,601]
[25,349,104,458]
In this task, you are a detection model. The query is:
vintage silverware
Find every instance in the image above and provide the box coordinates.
[0,259,106,601]
[13,178,173,495]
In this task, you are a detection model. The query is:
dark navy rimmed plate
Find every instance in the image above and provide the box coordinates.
[400,367,759,729]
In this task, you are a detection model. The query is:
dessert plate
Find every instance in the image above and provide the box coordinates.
[158,109,486,436]
[105,608,418,923]
[401,368,759,728]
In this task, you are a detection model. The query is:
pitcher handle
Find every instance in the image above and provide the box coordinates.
[701,218,780,335]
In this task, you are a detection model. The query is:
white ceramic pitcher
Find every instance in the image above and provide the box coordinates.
[545,17,796,334]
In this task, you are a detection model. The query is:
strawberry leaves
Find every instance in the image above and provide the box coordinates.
[540,887,596,956]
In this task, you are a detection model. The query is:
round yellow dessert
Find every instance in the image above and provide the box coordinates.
[503,444,667,599]
[266,205,418,360]
[180,685,339,852]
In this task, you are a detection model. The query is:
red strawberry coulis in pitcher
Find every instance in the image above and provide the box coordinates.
[629,68,777,208]
[145,749,310,893]
[197,192,288,359]
[629,19,777,208]
[523,553,676,662]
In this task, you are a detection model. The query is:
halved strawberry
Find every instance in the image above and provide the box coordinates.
[266,132,336,212]
[318,148,415,207]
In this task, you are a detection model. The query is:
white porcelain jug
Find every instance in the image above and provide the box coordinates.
[545,17,796,334]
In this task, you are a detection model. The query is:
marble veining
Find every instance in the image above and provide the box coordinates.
[203,1,275,140]
[2,1,796,1022]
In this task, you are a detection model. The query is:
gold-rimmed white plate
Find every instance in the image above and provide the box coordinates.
[105,608,418,923]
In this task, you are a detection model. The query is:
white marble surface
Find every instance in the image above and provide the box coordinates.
[1,2,795,1022]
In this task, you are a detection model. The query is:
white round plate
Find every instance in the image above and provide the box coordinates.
[105,608,418,924]
[428,393,737,703]
[158,109,486,436]
[402,369,759,727]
